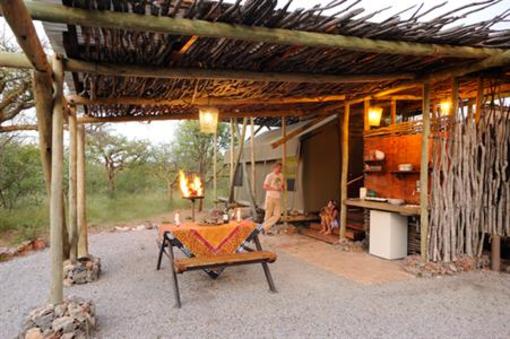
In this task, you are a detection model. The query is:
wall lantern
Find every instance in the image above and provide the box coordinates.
[199,106,219,134]
[439,100,451,117]
[368,106,383,127]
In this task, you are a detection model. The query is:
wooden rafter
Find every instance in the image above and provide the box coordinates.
[21,1,507,59]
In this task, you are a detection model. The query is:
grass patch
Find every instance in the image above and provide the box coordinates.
[86,192,186,229]
[0,203,49,246]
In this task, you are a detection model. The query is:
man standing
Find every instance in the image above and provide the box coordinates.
[263,162,284,233]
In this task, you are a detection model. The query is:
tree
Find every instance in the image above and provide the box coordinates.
[0,135,44,209]
[0,39,34,124]
[172,121,229,181]
[87,126,150,194]
[150,143,179,202]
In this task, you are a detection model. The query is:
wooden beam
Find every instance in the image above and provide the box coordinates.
[64,58,412,84]
[77,124,88,258]
[49,54,64,305]
[0,123,38,132]
[77,109,306,124]
[270,116,328,149]
[0,0,50,73]
[67,94,346,107]
[420,82,431,262]
[23,1,506,59]
[0,52,412,84]
[339,103,349,239]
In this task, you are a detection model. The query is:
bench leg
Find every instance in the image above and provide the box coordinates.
[167,243,182,308]
[156,238,166,270]
[254,236,277,293]
[261,262,277,293]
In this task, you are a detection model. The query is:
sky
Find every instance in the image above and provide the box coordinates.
[1,0,509,144]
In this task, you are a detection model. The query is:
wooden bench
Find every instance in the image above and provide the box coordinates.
[174,251,277,273]
[157,232,277,308]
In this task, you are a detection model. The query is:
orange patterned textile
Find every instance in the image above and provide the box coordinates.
[158,221,257,257]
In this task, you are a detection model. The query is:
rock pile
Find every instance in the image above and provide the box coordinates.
[19,296,96,339]
[402,254,490,277]
[0,239,46,262]
[63,256,101,286]
[113,222,156,232]
[335,238,367,252]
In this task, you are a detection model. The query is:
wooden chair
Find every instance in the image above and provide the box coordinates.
[157,232,277,308]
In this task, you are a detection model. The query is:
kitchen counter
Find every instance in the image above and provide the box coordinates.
[345,198,420,216]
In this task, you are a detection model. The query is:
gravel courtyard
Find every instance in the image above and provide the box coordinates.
[1,229,509,339]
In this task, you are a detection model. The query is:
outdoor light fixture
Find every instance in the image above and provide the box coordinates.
[368,107,383,127]
[439,101,452,117]
[199,106,219,134]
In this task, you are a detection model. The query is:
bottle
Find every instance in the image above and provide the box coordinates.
[236,208,242,222]
[175,212,181,226]
[222,208,229,224]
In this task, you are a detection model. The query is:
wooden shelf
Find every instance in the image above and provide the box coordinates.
[364,169,384,174]
[345,198,420,216]
[363,159,385,163]
[391,170,420,176]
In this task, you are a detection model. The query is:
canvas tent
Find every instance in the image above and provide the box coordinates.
[227,116,363,214]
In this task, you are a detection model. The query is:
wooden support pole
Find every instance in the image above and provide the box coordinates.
[68,110,78,263]
[420,82,431,261]
[213,130,217,202]
[228,119,247,203]
[250,117,256,199]
[49,55,64,305]
[364,98,370,131]
[450,77,459,118]
[339,103,350,239]
[77,124,88,258]
[475,78,484,123]
[491,235,501,271]
[281,117,288,225]
[22,1,506,59]
[229,119,235,191]
[391,99,397,124]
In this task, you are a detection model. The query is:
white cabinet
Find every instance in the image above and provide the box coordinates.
[369,210,408,260]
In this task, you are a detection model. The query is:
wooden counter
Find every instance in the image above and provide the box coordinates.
[345,198,420,216]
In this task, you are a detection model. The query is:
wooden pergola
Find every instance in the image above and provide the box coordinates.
[0,0,509,305]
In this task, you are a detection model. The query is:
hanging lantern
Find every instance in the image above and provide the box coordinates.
[368,107,383,127]
[439,100,451,117]
[199,107,219,134]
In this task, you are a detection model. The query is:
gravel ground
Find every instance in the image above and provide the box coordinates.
[1,229,510,339]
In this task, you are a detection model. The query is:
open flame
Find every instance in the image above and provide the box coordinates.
[179,170,203,198]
